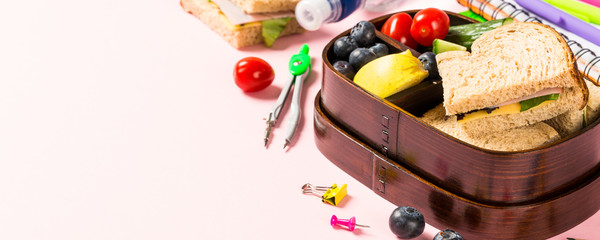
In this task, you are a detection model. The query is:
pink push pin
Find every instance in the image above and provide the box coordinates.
[330,215,370,231]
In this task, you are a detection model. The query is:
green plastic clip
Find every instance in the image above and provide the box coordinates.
[289,44,311,76]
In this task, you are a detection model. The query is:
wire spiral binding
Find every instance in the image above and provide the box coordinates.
[585,56,600,82]
[492,2,512,20]
[478,0,491,17]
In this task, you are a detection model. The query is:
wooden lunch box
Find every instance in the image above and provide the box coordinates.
[313,10,600,240]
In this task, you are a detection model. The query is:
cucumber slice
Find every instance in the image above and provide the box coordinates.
[445,18,513,50]
[432,39,467,54]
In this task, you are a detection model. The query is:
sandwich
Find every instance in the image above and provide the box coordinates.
[545,80,600,136]
[421,104,561,151]
[436,22,589,136]
[181,0,305,48]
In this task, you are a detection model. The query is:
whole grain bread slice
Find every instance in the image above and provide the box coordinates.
[422,104,560,151]
[437,22,588,136]
[544,109,585,137]
[181,0,304,48]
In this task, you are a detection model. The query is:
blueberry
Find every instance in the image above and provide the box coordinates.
[349,48,377,71]
[417,52,439,79]
[433,229,464,240]
[333,36,359,59]
[369,43,389,58]
[333,60,356,80]
[350,21,376,47]
[389,206,425,239]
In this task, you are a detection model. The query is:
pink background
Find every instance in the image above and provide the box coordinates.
[1,0,598,239]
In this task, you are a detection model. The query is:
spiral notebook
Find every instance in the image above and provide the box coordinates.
[457,0,600,85]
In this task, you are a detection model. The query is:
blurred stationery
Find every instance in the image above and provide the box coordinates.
[456,0,600,85]
[543,0,600,25]
[580,0,600,8]
[459,10,487,22]
[301,183,347,206]
[330,215,370,231]
[514,0,600,46]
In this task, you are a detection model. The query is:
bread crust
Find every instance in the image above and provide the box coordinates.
[545,109,585,137]
[565,33,589,110]
[181,0,305,48]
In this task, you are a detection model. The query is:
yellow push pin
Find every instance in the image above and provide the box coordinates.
[302,183,347,206]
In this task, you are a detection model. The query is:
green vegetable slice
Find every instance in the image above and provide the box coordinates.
[432,38,467,54]
[261,17,291,47]
[520,94,560,112]
[444,18,513,50]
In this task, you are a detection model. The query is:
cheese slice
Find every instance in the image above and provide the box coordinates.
[458,100,556,123]
[210,2,261,30]
[222,15,261,30]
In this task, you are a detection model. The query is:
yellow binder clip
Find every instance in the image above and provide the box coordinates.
[302,183,347,206]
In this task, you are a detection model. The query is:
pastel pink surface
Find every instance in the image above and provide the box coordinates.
[0,0,597,240]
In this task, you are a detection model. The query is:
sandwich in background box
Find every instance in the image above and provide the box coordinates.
[181,0,305,48]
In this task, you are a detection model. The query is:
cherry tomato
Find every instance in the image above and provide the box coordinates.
[410,8,450,47]
[234,57,275,92]
[381,12,418,49]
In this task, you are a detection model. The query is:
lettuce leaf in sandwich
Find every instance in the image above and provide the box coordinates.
[262,17,292,47]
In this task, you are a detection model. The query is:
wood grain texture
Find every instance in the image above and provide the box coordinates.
[314,92,600,240]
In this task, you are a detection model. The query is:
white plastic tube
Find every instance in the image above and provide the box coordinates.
[295,0,403,31]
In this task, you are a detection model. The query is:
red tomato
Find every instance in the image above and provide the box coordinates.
[381,12,418,49]
[410,8,450,47]
[234,57,275,92]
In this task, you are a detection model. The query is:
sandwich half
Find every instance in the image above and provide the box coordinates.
[181,0,305,48]
[422,104,561,151]
[437,22,588,136]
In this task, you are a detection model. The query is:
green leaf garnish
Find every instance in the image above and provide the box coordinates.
[261,17,291,47]
[520,93,560,112]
